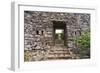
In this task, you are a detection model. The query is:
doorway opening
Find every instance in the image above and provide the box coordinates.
[55,29,64,45]
[53,21,67,47]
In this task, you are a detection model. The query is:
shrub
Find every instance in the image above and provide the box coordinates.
[75,28,90,58]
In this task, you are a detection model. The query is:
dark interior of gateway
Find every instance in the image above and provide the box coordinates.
[53,21,67,47]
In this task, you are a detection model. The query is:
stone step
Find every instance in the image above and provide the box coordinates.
[47,55,72,59]
[50,48,67,50]
[48,57,72,59]
[47,45,73,59]
[49,50,70,54]
[48,50,70,56]
[50,49,69,51]
[48,55,70,58]
[48,51,71,58]
[51,46,66,48]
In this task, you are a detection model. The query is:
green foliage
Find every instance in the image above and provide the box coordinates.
[55,33,64,40]
[75,28,90,58]
[55,34,58,39]
[60,33,64,40]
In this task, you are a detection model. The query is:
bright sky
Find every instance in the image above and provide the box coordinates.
[55,29,63,33]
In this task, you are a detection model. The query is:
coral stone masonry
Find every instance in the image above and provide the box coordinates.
[24,11,90,61]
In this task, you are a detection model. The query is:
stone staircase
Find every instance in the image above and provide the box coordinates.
[47,44,74,60]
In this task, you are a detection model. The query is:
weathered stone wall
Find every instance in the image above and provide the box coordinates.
[24,11,90,61]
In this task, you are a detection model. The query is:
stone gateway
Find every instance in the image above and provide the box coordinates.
[24,11,90,61]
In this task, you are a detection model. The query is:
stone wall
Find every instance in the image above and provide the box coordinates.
[24,11,90,61]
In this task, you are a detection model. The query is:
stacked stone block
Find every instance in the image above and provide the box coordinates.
[24,11,90,61]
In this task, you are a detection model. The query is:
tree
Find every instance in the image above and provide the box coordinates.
[75,28,90,58]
